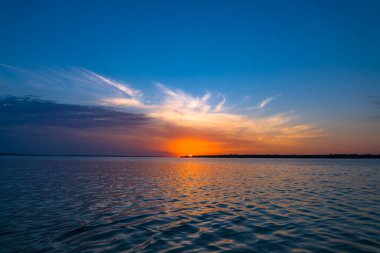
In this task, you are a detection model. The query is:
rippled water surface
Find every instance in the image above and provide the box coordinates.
[0,157,379,252]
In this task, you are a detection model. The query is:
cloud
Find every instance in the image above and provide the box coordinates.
[80,68,141,98]
[100,98,145,108]
[259,97,274,108]
[155,83,224,113]
[214,96,225,112]
[0,95,170,155]
[0,64,144,108]
[259,94,280,109]
[0,96,149,129]
[0,64,323,154]
[146,84,322,150]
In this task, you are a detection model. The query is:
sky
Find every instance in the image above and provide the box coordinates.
[0,0,379,156]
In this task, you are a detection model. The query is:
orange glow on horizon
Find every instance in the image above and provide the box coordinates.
[168,138,223,156]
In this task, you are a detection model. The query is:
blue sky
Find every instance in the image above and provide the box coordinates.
[0,0,379,155]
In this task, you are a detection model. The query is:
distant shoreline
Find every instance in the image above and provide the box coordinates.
[1,153,380,159]
[181,154,380,159]
[0,153,165,158]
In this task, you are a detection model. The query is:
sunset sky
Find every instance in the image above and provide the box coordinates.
[1,0,379,156]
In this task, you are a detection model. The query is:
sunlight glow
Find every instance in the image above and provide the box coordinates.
[168,138,223,156]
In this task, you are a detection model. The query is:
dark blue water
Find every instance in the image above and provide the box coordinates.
[0,157,379,252]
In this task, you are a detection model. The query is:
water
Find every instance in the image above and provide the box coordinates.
[0,157,379,252]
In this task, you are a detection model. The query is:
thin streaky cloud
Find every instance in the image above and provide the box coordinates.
[0,63,54,83]
[0,63,25,72]
[259,96,274,109]
[155,82,212,112]
[99,98,145,108]
[259,94,281,109]
[81,68,141,98]
[0,65,323,152]
[214,96,225,112]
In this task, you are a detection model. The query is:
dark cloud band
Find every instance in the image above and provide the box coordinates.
[0,96,149,129]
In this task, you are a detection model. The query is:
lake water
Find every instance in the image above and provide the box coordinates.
[0,157,379,252]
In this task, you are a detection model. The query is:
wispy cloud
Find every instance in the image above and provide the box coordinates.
[214,96,225,112]
[146,84,321,148]
[0,64,148,109]
[259,94,280,109]
[0,64,323,154]
[99,98,145,107]
[81,68,141,98]
[155,82,223,113]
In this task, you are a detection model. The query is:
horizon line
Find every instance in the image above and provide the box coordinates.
[0,153,167,158]
[1,152,380,159]
[181,154,380,159]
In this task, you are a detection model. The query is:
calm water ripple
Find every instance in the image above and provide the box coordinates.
[0,157,379,252]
